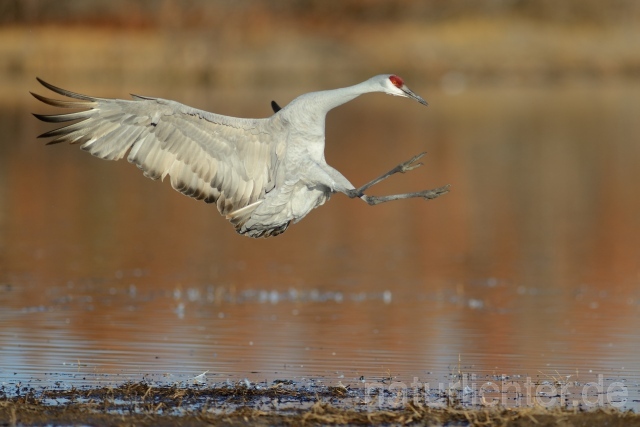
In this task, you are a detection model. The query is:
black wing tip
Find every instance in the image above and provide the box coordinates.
[35,77,59,93]
[34,123,57,140]
[30,91,48,103]
[35,127,56,139]
[32,112,47,122]
[33,77,96,101]
[32,112,75,124]
[32,113,52,138]
[271,100,282,113]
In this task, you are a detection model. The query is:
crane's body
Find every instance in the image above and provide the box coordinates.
[32,75,449,238]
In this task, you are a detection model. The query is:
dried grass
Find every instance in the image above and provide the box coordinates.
[2,381,639,426]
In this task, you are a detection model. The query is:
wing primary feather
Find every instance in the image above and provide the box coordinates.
[31,92,96,109]
[36,77,97,101]
[32,111,91,123]
[36,119,93,139]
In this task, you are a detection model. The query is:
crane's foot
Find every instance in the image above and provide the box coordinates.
[394,151,425,174]
[361,184,450,206]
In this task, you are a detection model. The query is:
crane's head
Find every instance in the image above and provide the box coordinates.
[380,74,428,106]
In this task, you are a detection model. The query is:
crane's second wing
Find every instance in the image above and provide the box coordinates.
[31,78,285,220]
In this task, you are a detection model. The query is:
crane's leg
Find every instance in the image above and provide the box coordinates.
[354,152,427,195]
[345,152,450,205]
[359,185,450,205]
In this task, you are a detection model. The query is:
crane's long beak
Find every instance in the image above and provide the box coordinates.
[402,86,428,106]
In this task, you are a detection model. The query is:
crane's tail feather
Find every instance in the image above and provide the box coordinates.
[227,201,291,238]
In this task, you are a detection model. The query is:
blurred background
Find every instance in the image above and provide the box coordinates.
[1,0,639,402]
[2,0,640,95]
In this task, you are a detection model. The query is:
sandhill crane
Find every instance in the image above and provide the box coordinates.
[31,75,449,238]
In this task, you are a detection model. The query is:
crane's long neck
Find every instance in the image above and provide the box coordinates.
[282,80,379,158]
[307,81,375,115]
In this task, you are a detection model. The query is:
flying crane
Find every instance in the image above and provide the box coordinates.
[32,75,449,238]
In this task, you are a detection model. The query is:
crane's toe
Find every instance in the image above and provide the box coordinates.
[422,184,451,199]
[398,152,427,173]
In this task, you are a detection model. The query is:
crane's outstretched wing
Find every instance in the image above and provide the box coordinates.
[31,78,285,226]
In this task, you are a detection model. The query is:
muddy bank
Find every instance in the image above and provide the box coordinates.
[2,381,639,426]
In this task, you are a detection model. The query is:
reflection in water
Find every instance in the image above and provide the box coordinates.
[1,82,639,408]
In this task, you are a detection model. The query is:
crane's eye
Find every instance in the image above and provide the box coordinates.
[389,75,404,88]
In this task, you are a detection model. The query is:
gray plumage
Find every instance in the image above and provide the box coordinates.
[31,75,449,238]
